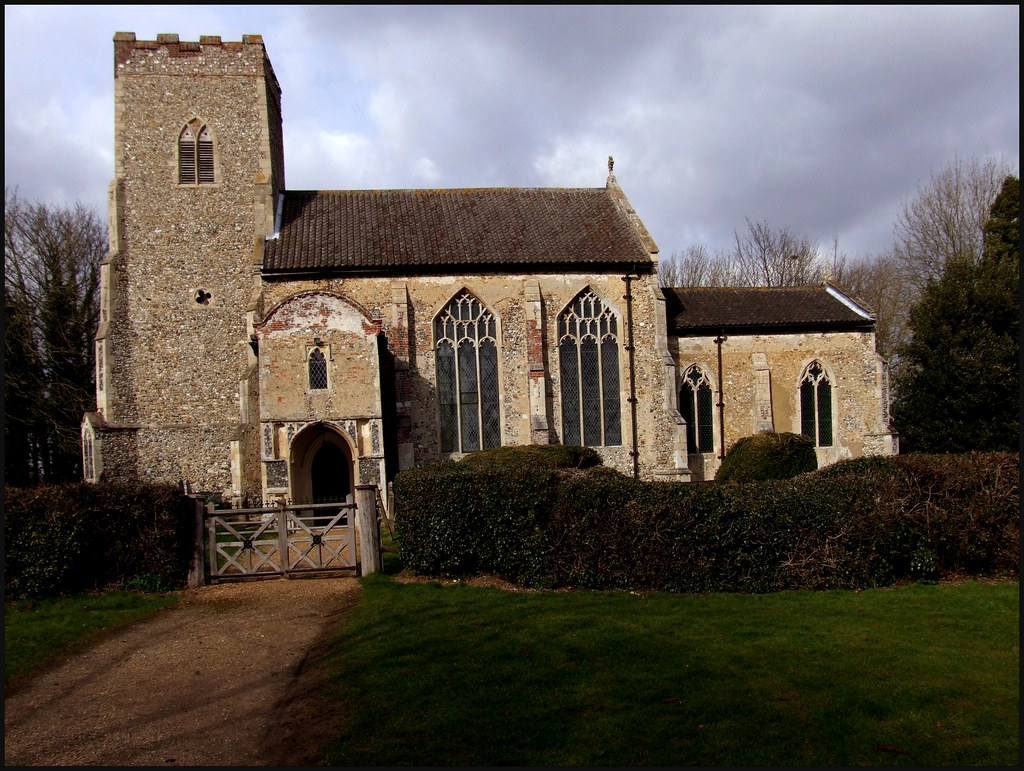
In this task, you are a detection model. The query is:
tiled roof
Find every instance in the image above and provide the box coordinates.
[663,285,875,334]
[262,187,653,274]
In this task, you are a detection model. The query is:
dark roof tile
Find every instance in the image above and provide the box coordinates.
[664,285,874,334]
[263,187,652,274]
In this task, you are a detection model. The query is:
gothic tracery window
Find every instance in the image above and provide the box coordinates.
[800,360,833,447]
[308,348,328,391]
[680,365,715,454]
[434,290,501,453]
[178,121,215,185]
[558,289,622,447]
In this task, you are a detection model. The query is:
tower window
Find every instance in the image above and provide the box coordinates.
[82,430,95,482]
[179,121,215,185]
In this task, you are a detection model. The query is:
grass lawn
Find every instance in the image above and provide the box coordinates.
[319,576,1019,766]
[4,591,181,693]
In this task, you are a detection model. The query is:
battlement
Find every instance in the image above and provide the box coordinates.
[113,32,275,85]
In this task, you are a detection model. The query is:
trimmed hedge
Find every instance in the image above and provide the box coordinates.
[394,452,1019,593]
[393,462,556,586]
[458,444,603,471]
[3,482,196,599]
[715,431,817,482]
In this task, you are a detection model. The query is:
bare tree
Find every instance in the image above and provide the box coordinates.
[832,251,912,362]
[730,218,822,287]
[658,243,738,287]
[662,220,830,289]
[4,188,104,484]
[892,155,1015,292]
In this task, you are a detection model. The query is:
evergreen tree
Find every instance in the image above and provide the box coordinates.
[892,175,1020,453]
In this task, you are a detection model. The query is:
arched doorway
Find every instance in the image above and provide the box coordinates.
[311,441,349,502]
[289,423,353,504]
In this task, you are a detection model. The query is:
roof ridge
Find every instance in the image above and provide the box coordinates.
[282,186,609,195]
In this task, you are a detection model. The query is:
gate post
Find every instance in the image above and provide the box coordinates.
[355,484,382,576]
[187,497,208,588]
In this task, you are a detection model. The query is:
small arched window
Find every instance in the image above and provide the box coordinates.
[82,429,95,482]
[800,360,833,447]
[308,348,328,391]
[178,121,215,185]
[680,365,715,454]
[558,289,621,447]
[434,290,501,453]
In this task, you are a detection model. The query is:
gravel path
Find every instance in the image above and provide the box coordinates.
[3,577,361,767]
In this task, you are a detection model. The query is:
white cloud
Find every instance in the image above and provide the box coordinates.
[4,5,1019,259]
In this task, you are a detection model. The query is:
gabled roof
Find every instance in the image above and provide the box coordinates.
[664,284,875,335]
[262,185,654,276]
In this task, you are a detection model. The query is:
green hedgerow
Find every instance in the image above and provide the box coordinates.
[715,432,817,482]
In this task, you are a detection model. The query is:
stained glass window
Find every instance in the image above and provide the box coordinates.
[559,290,621,447]
[434,291,501,452]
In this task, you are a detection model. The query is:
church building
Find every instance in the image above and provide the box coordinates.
[81,33,896,504]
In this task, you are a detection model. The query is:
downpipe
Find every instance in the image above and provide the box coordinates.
[623,269,640,480]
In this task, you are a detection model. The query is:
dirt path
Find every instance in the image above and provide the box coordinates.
[3,577,361,767]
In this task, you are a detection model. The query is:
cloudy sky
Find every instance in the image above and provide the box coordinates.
[4,5,1019,260]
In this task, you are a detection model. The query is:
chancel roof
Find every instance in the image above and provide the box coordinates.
[664,285,875,335]
[262,186,654,276]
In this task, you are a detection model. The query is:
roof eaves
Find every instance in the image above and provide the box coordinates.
[672,319,875,336]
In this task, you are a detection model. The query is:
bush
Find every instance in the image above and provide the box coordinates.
[715,432,817,482]
[458,444,602,471]
[4,482,196,599]
[394,462,556,586]
[395,450,1018,593]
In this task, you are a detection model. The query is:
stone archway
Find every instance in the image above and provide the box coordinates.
[289,423,353,504]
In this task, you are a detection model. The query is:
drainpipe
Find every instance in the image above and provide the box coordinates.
[714,331,727,461]
[623,269,640,480]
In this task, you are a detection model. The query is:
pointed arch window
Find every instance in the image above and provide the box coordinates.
[178,121,215,185]
[82,429,95,482]
[434,291,501,453]
[308,348,328,391]
[558,290,621,447]
[800,360,833,447]
[680,365,715,454]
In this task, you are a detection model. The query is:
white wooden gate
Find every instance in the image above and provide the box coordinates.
[206,501,357,582]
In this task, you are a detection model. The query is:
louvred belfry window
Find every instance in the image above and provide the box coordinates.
[178,121,215,185]
[800,360,833,447]
[434,291,501,453]
[559,290,622,447]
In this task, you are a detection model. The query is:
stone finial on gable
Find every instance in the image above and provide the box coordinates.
[605,158,658,256]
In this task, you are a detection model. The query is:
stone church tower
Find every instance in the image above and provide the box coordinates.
[84,33,282,494]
